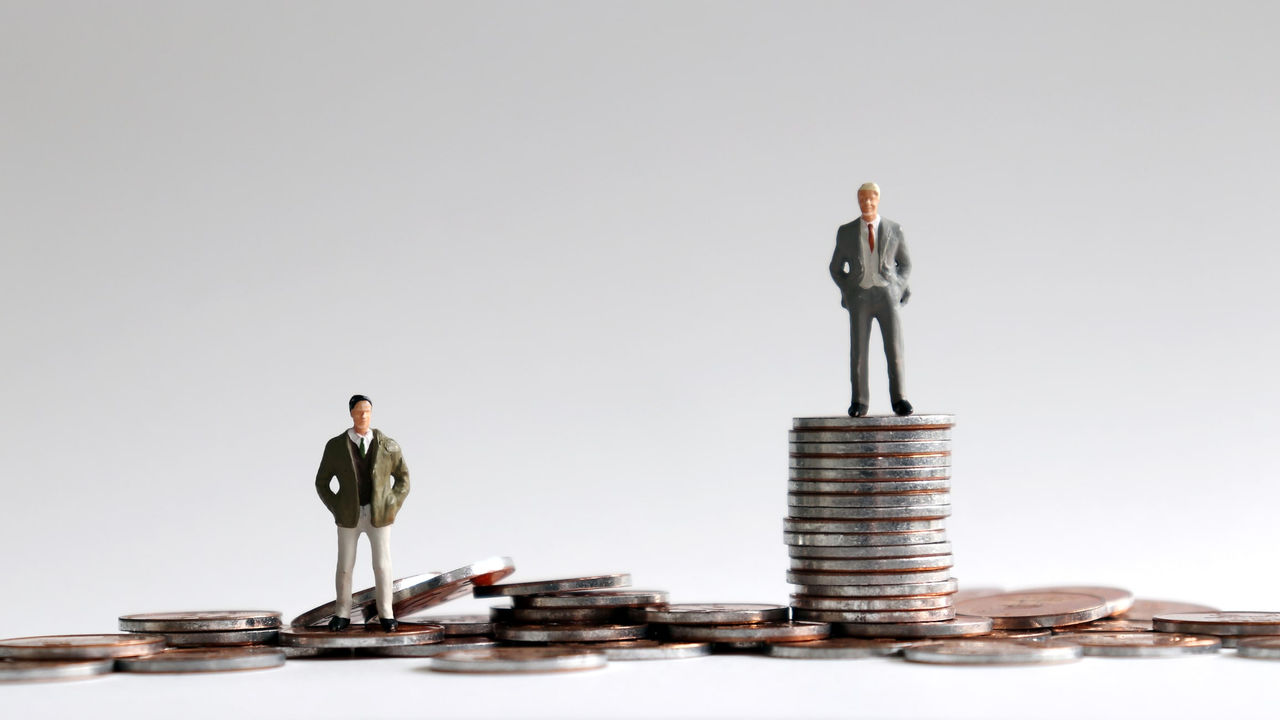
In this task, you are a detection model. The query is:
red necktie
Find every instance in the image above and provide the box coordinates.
[868,223,875,253]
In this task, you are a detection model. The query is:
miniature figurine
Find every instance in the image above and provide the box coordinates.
[829,182,914,417]
[314,395,411,632]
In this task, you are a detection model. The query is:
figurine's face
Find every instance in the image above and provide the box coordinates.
[858,190,879,221]
[350,401,372,434]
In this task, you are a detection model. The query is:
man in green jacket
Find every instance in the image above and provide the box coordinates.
[314,394,411,632]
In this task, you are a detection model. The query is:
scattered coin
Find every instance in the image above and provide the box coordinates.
[473,573,631,598]
[787,505,951,520]
[666,622,829,643]
[1119,599,1219,622]
[954,591,1110,629]
[787,569,953,586]
[793,579,959,598]
[765,637,911,659]
[792,415,956,429]
[0,634,167,660]
[394,614,493,636]
[795,608,955,623]
[428,647,606,674]
[902,638,1083,665]
[495,624,648,643]
[789,555,954,573]
[1152,612,1280,636]
[278,625,445,649]
[1054,632,1220,657]
[788,493,950,508]
[784,530,949,547]
[643,604,790,625]
[1235,637,1280,659]
[1022,586,1135,616]
[362,636,499,657]
[0,658,115,683]
[115,647,286,673]
[518,590,669,609]
[118,611,282,633]
[788,542,952,559]
[791,594,954,611]
[151,628,279,648]
[836,615,993,638]
[555,640,711,661]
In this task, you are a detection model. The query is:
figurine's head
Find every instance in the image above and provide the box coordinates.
[857,182,880,222]
[349,395,373,434]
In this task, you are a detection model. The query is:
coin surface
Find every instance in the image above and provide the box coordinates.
[394,614,493,636]
[790,455,950,469]
[765,637,910,659]
[118,611,282,633]
[0,634,167,660]
[784,519,947,533]
[789,555,954,573]
[794,579,959,598]
[836,615,993,638]
[0,658,115,683]
[428,647,606,674]
[984,628,1053,639]
[115,647,286,673]
[951,587,1004,603]
[788,492,950,508]
[788,542,953,559]
[510,606,633,624]
[787,505,951,520]
[666,622,829,643]
[279,625,445,649]
[789,441,952,455]
[787,569,953,586]
[793,415,955,429]
[1152,612,1280,636]
[789,468,951,480]
[789,429,952,443]
[643,604,791,625]
[519,590,669,609]
[473,573,631,598]
[361,636,499,657]
[1235,637,1280,659]
[784,530,949,547]
[902,638,1083,665]
[791,594,954,611]
[1022,585,1135,616]
[495,624,648,643]
[1056,618,1153,633]
[1054,632,1220,657]
[1118,599,1219,622]
[794,608,955,624]
[152,628,279,648]
[954,591,1110,629]
[553,640,711,661]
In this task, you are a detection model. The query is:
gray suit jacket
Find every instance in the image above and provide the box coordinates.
[829,218,912,306]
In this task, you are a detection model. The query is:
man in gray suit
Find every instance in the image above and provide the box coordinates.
[829,182,914,417]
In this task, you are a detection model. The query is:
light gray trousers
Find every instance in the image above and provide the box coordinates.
[334,503,394,620]
[848,285,907,406]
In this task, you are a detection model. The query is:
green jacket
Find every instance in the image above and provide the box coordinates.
[315,429,410,528]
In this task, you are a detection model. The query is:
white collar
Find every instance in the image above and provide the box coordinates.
[347,428,374,445]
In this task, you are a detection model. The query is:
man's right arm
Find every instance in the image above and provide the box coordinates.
[315,442,339,515]
[830,226,852,307]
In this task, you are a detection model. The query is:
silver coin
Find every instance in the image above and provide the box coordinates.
[495,624,648,643]
[394,614,493,636]
[790,555,953,572]
[1054,632,1220,657]
[784,518,947,534]
[791,594,954,611]
[118,611,282,633]
[794,608,955,623]
[787,505,951,520]
[788,542,952,559]
[153,628,279,648]
[787,569,954,586]
[903,638,1082,665]
[279,646,354,660]
[790,456,950,469]
[279,625,445,649]
[765,637,909,659]
[555,640,712,661]
[794,579,960,597]
[429,647,607,674]
[473,573,631,598]
[788,492,950,508]
[510,607,633,624]
[790,429,952,443]
[0,658,115,683]
[789,441,951,455]
[1152,612,1280,636]
[666,622,829,643]
[0,634,167,660]
[836,614,992,638]
[643,604,790,625]
[115,647,286,673]
[1022,585,1135,617]
[784,530,949,547]
[1220,635,1254,649]
[789,481,951,495]
[362,636,499,657]
[1235,637,1280,659]
[793,415,955,429]
[520,590,669,609]
[790,467,952,480]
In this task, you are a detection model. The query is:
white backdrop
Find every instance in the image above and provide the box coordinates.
[3,2,1279,717]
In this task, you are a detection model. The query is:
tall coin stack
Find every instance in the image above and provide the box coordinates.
[785,415,959,633]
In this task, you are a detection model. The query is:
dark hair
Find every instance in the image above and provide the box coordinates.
[348,394,373,411]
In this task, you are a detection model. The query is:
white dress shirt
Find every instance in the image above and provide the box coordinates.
[858,216,888,289]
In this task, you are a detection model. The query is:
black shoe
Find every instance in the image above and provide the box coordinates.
[379,618,399,633]
[327,616,350,632]
[892,399,914,417]
[848,403,868,417]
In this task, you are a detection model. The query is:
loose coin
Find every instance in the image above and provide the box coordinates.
[1235,637,1280,659]
[394,614,493,636]
[786,569,953,586]
[1119,599,1219,622]
[0,634,166,660]
[473,573,631,599]
[784,519,947,534]
[789,429,952,442]
[766,637,910,659]
[789,467,951,480]
[794,608,955,623]
[555,640,711,661]
[836,615,993,638]
[788,492,950,508]
[794,579,959,598]
[115,647,286,673]
[643,604,791,625]
[0,658,114,683]
[791,594,954,611]
[955,591,1110,629]
[792,415,955,429]
[495,624,647,643]
[787,505,951,520]
[789,441,951,455]
[429,647,606,674]
[788,542,952,559]
[118,610,282,633]
[1152,612,1280,636]
[153,628,279,648]
[784,530,948,547]
[790,456,950,469]
[362,636,499,657]
[1057,619,1153,633]
[1054,632,1220,657]
[666,622,829,643]
[520,590,669,609]
[789,480,951,494]
[278,625,445,649]
[984,629,1053,639]
[1022,586,1135,616]
[789,556,953,573]
[903,638,1082,665]
[510,607,633,624]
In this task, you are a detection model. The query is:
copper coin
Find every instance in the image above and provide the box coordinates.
[519,590,669,609]
[0,634,166,660]
[836,615,993,638]
[118,610,282,633]
[643,604,790,625]
[984,628,1053,639]
[1118,599,1219,622]
[1057,618,1153,633]
[1021,585,1134,616]
[1153,612,1280,636]
[666,622,829,643]
[473,573,631,598]
[495,624,648,643]
[115,647,286,673]
[1054,632,1220,657]
[955,592,1110,629]
[951,587,1004,603]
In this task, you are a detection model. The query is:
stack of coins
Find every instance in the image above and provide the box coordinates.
[642,603,827,652]
[479,574,656,646]
[786,414,961,635]
[118,611,282,648]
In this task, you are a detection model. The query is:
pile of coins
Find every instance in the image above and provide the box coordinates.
[786,414,963,636]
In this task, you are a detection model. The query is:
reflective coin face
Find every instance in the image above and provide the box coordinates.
[765,637,911,659]
[520,591,669,608]
[495,624,648,643]
[472,574,631,598]
[643,604,790,625]
[1058,618,1153,633]
[362,636,499,657]
[552,640,712,661]
[1118,599,1218,622]
[666,621,829,643]
[792,415,956,429]
[837,615,993,638]
[954,592,1109,629]
[1021,586,1134,616]
[902,638,1083,665]
[395,614,493,636]
[1153,612,1280,635]
[154,628,280,647]
[0,658,115,683]
[0,634,167,660]
[1236,637,1280,659]
[428,647,607,674]
[279,625,445,649]
[118,611,282,632]
[115,647,287,673]
[1053,632,1220,657]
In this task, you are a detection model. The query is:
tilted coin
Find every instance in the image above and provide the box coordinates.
[1118,599,1219,622]
[789,467,951,480]
[984,628,1053,639]
[790,455,950,469]
[784,530,949,547]
[394,614,493,636]
[0,658,115,683]
[789,555,954,572]
[1056,618,1153,633]
[362,636,499,657]
[118,610,282,633]
[1152,612,1280,636]
[788,542,952,559]
[495,624,648,643]
[510,606,634,624]
[955,592,1110,629]
[789,429,952,443]
[152,628,279,648]
[793,579,959,598]
[1054,632,1220,657]
[787,505,951,520]
[765,637,910,659]
[1235,637,1280,659]
[429,647,606,674]
[115,647,286,673]
[789,441,951,455]
[791,593,954,611]
[1022,585,1135,616]
[836,615,993,638]
[788,492,950,508]
[786,569,953,586]
[784,518,946,534]
[279,625,445,649]
[902,638,1082,665]
[666,622,829,643]
[794,608,955,624]
[0,634,166,660]
[473,573,631,598]
[643,604,790,625]
[520,590,669,609]
[792,415,955,429]
[553,640,711,661]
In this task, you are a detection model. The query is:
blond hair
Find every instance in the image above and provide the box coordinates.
[858,182,880,195]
